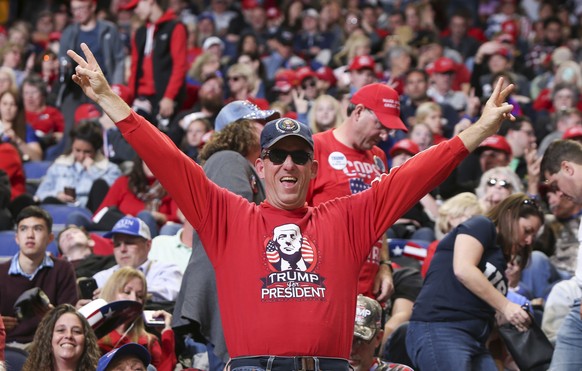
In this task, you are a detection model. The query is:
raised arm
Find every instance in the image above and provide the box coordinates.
[457,78,515,152]
[67,43,131,123]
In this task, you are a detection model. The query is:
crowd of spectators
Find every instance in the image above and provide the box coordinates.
[1,0,582,369]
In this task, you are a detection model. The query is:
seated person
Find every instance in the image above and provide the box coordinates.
[149,217,193,275]
[351,295,413,371]
[97,342,151,371]
[35,121,122,212]
[93,216,182,303]
[22,304,100,371]
[0,206,78,346]
[98,267,175,371]
[57,225,116,279]
[67,156,180,237]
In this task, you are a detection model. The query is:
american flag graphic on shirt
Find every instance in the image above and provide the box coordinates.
[349,178,371,195]
[266,239,315,265]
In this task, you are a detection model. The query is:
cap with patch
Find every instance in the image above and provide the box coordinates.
[104,216,151,240]
[563,126,582,140]
[389,138,420,157]
[74,103,101,125]
[432,57,456,74]
[97,343,151,371]
[476,135,512,156]
[354,295,382,341]
[348,55,375,72]
[351,83,407,132]
[276,29,294,47]
[215,100,280,132]
[260,118,313,149]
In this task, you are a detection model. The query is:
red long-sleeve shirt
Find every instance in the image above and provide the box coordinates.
[116,111,468,358]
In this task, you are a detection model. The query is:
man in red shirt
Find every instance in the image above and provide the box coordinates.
[69,43,515,370]
[123,0,187,138]
[307,83,409,300]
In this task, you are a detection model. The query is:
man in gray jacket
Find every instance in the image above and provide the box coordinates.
[58,0,126,151]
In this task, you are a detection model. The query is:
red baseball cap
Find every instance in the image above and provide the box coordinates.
[242,0,260,10]
[74,103,101,125]
[432,57,456,74]
[296,66,317,82]
[477,135,512,156]
[563,126,582,140]
[315,66,337,86]
[266,7,281,19]
[273,69,298,93]
[111,84,132,105]
[389,138,420,157]
[348,55,375,72]
[351,83,407,132]
[118,0,138,11]
[493,47,512,59]
[501,20,519,42]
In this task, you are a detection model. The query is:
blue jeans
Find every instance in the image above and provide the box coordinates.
[406,320,497,371]
[521,251,565,300]
[550,299,582,370]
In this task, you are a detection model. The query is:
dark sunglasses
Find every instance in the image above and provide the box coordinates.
[522,197,540,209]
[302,80,317,89]
[487,178,512,189]
[262,148,312,165]
[228,75,243,82]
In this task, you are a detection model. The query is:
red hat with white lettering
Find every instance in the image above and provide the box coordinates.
[477,135,512,156]
[350,83,407,132]
[347,55,375,71]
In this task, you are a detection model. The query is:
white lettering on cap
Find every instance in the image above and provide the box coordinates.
[382,98,399,109]
[328,151,347,170]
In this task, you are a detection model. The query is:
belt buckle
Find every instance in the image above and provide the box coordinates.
[297,356,316,371]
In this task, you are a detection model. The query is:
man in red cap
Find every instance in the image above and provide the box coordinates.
[58,0,126,149]
[427,57,468,113]
[307,83,410,304]
[348,55,377,92]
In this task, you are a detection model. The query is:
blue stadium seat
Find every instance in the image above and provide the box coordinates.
[23,160,52,180]
[0,230,59,258]
[40,204,93,234]
[5,346,29,371]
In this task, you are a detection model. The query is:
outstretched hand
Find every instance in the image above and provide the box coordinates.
[67,43,111,103]
[458,78,516,152]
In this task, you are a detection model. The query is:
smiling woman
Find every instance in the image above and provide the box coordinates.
[22,304,100,371]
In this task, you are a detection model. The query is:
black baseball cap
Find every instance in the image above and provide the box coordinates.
[260,118,314,149]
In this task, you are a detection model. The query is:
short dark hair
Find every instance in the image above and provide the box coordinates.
[405,68,429,83]
[70,120,104,152]
[16,206,53,233]
[498,116,533,135]
[541,139,582,177]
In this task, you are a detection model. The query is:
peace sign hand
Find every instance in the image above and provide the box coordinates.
[67,43,111,103]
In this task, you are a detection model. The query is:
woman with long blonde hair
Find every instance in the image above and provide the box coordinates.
[98,267,176,371]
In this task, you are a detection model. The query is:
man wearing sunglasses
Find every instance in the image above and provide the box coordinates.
[68,43,516,370]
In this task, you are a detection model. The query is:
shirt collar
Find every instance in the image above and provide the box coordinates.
[8,252,54,280]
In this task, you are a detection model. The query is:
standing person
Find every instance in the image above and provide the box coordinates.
[22,304,100,371]
[0,206,78,346]
[406,194,544,370]
[173,101,276,366]
[123,0,188,138]
[542,139,582,370]
[306,83,410,301]
[58,0,126,150]
[68,42,516,369]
